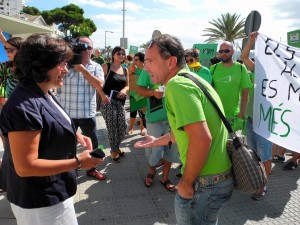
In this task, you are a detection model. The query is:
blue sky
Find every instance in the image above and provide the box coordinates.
[24,0,300,50]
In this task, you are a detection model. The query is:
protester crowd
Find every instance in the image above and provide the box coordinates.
[0,28,297,225]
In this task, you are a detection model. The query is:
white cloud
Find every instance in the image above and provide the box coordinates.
[67,0,141,11]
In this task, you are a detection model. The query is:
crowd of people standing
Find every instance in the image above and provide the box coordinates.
[0,29,297,225]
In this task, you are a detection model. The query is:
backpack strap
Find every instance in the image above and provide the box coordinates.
[211,63,218,75]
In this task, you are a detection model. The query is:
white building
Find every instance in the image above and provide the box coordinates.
[0,0,24,16]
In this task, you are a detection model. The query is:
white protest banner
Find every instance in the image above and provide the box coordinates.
[253,34,300,152]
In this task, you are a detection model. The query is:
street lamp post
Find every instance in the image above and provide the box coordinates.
[105,31,113,58]
[105,31,113,49]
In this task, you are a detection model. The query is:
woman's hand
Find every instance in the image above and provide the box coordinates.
[77,150,103,170]
[117,89,127,99]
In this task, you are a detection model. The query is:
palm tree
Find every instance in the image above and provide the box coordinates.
[139,43,149,53]
[202,13,246,47]
[102,46,113,62]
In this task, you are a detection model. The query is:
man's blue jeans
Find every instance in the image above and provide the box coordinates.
[175,177,234,225]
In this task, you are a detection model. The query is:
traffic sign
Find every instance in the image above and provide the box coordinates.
[245,10,261,35]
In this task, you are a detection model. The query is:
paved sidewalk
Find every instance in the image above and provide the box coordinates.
[1,108,300,225]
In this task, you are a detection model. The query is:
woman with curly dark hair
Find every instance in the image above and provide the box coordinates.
[0,33,103,225]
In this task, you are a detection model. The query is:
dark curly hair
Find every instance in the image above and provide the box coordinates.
[14,33,73,83]
[111,46,126,62]
[184,48,200,60]
[6,37,24,51]
[134,52,145,63]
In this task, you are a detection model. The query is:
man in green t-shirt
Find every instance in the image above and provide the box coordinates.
[135,34,233,225]
[210,41,252,130]
[92,48,105,65]
[136,69,180,192]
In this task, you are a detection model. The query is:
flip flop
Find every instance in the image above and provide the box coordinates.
[144,173,156,187]
[111,155,120,162]
[117,149,125,157]
[160,179,175,192]
[126,130,134,135]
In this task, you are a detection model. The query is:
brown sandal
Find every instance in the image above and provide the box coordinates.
[160,179,175,192]
[144,173,156,187]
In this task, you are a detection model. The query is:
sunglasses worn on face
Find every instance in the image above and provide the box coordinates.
[186,58,194,63]
[116,52,125,56]
[134,58,139,61]
[83,46,93,51]
[4,47,17,53]
[218,49,231,54]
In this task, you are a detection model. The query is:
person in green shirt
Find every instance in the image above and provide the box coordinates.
[185,48,212,84]
[127,52,146,135]
[210,41,252,130]
[92,48,105,65]
[137,69,180,192]
[135,34,233,225]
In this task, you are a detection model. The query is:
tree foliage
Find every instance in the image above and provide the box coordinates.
[24,4,97,37]
[139,43,148,52]
[202,13,246,46]
[21,6,41,15]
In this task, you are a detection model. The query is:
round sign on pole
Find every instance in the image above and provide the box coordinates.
[244,10,261,35]
[152,30,162,39]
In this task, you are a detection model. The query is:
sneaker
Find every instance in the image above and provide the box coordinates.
[87,169,107,180]
[273,154,285,162]
[252,186,267,201]
[284,161,298,170]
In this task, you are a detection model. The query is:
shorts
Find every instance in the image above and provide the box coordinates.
[145,120,180,166]
[246,119,272,162]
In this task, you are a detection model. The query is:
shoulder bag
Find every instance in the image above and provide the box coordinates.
[178,73,267,193]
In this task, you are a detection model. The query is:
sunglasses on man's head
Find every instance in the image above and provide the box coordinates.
[186,58,195,63]
[218,49,231,54]
[147,40,178,57]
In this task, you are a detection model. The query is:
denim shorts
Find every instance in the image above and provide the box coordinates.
[174,175,234,225]
[246,119,272,162]
[145,120,180,166]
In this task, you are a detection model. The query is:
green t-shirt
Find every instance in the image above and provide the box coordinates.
[191,66,212,84]
[92,56,104,65]
[137,70,167,122]
[210,62,252,118]
[166,69,231,176]
[129,66,143,97]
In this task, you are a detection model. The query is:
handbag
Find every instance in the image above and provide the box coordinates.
[178,73,267,193]
[146,96,167,123]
